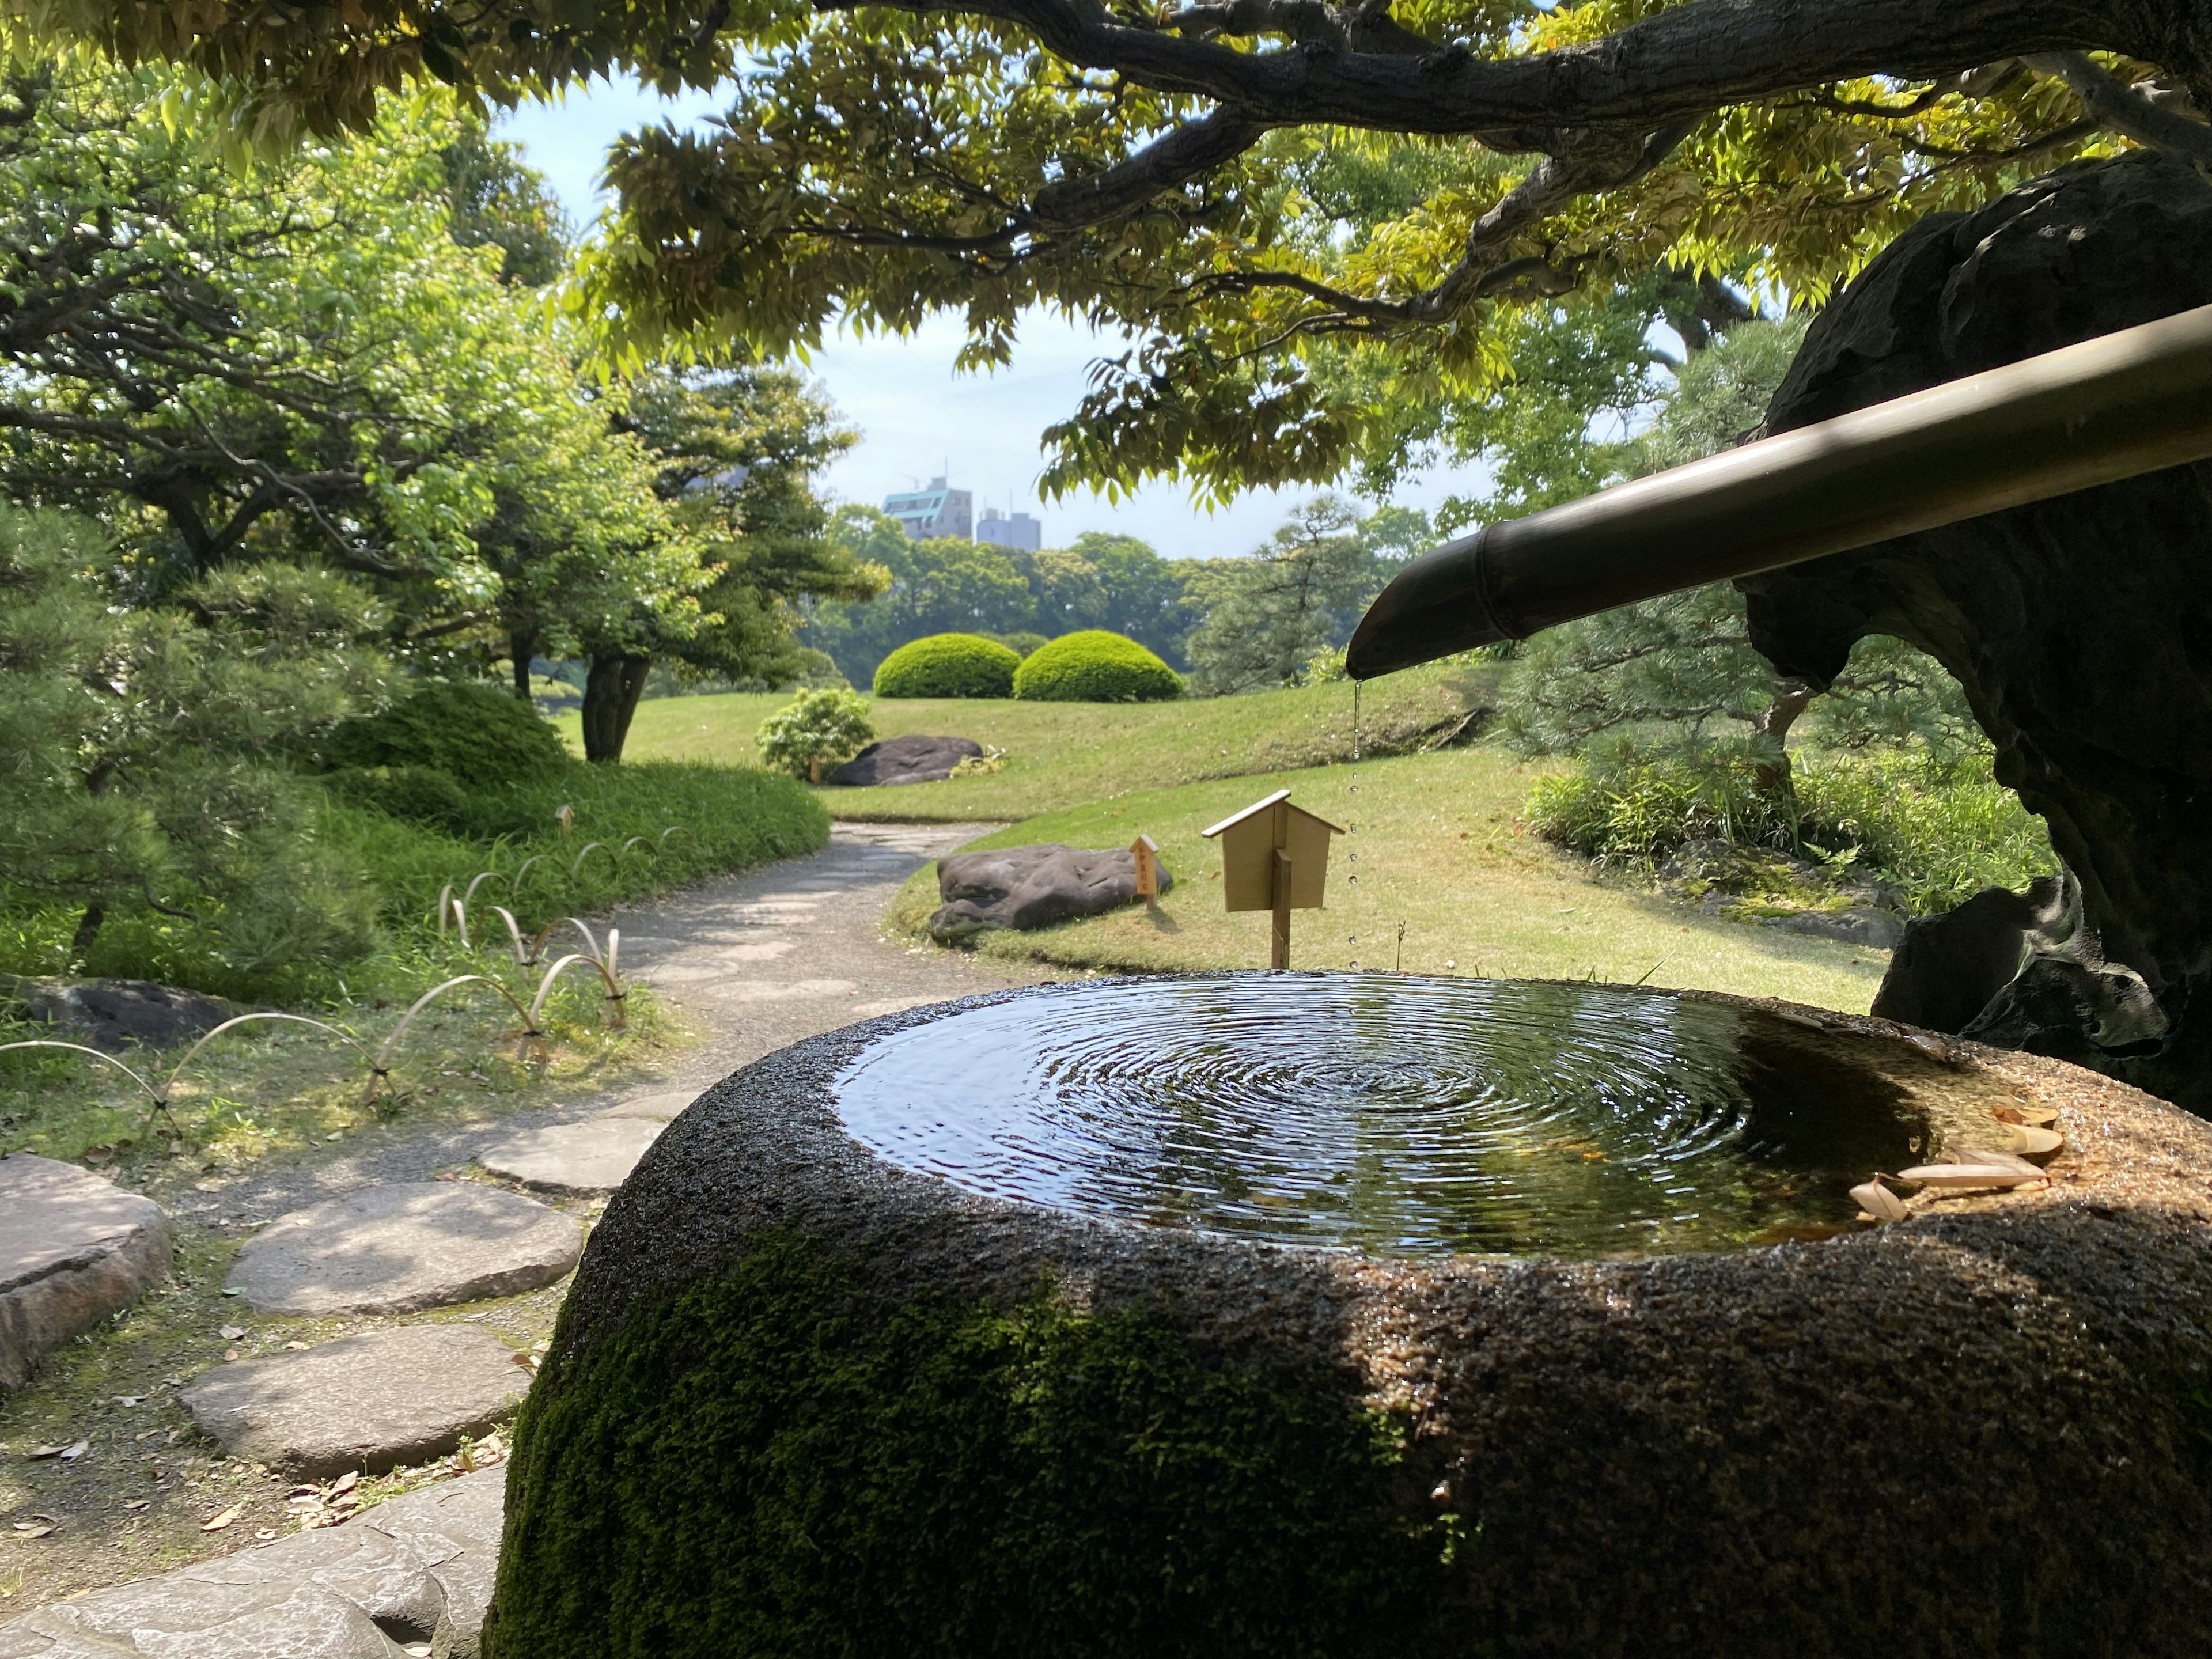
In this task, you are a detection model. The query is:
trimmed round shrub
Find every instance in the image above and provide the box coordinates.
[872,633,1021,699]
[324,679,569,787]
[1013,630,1183,703]
[757,688,876,779]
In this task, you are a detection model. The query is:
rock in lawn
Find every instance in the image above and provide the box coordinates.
[0,975,239,1053]
[928,842,1172,942]
[478,1119,663,1196]
[226,1184,581,1317]
[825,734,982,787]
[0,1154,169,1392]
[180,1326,528,1479]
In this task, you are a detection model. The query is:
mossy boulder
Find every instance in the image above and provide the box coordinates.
[484,982,2212,1658]
[872,634,1021,699]
[324,680,567,787]
[1012,631,1181,702]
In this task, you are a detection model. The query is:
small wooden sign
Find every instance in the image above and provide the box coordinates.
[1130,834,1161,901]
[1201,790,1344,969]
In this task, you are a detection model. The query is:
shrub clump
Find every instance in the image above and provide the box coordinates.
[1013,631,1182,703]
[323,764,470,831]
[325,680,568,788]
[873,634,1021,698]
[757,688,875,780]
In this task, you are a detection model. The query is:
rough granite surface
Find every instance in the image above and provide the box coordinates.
[179,1326,529,1478]
[0,1466,505,1658]
[502,976,2212,1657]
[227,1184,581,1316]
[0,1153,169,1391]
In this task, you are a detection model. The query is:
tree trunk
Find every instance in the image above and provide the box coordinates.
[1740,151,2212,1105]
[581,653,652,763]
[69,903,104,967]
[510,631,537,702]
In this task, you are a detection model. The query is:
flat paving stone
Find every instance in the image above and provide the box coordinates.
[180,1326,529,1479]
[0,1153,169,1391]
[227,1184,581,1316]
[0,1466,505,1658]
[478,1119,661,1196]
[600,1090,695,1123]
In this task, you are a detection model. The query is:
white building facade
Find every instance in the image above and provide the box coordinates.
[882,477,973,541]
[976,508,1043,552]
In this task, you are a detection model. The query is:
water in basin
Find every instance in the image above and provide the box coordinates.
[834,975,1933,1257]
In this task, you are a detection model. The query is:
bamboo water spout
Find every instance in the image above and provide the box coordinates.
[1345,302,2212,679]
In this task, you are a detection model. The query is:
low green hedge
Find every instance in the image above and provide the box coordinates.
[1013,631,1182,703]
[325,679,569,787]
[873,634,1021,699]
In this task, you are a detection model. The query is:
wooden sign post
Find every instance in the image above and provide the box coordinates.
[1202,790,1344,969]
[1130,834,1162,902]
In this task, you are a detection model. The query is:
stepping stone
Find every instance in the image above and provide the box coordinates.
[0,1154,169,1391]
[600,1090,694,1123]
[179,1326,528,1479]
[479,1119,661,1196]
[227,1184,581,1317]
[0,1465,505,1658]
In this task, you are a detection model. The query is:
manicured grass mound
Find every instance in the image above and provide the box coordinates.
[1013,631,1182,703]
[485,1233,1448,1659]
[325,679,569,787]
[873,634,1021,699]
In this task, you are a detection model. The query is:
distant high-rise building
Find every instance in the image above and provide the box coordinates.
[882,475,973,541]
[977,507,1042,553]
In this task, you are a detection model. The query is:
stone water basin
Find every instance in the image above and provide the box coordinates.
[485,976,2212,1659]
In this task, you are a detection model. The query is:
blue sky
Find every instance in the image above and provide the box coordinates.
[495,80,1486,560]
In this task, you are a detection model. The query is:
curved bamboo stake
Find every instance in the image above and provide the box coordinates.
[551,917,603,963]
[489,906,533,965]
[509,854,550,893]
[368,975,535,1100]
[463,869,507,910]
[528,955,592,1028]
[570,841,612,878]
[599,927,626,1030]
[0,1041,157,1105]
[162,1014,368,1107]
[433,884,456,935]
[620,835,654,859]
[656,825,688,850]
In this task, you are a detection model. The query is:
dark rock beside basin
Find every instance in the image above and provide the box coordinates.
[484,981,2212,1659]
[929,841,1171,941]
[826,734,982,786]
[1,974,240,1052]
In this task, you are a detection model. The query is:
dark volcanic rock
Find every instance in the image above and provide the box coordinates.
[929,842,1171,940]
[2,974,240,1052]
[480,981,2212,1659]
[1741,151,2212,1104]
[826,734,982,787]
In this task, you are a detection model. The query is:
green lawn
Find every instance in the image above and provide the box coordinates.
[562,661,1495,821]
[887,745,1890,1016]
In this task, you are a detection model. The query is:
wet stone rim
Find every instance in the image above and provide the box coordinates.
[496,978,2212,1657]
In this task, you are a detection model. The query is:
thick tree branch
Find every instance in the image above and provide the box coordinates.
[1032,107,1270,226]
[2026,50,2212,158]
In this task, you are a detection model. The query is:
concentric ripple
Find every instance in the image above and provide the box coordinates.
[833,975,1930,1257]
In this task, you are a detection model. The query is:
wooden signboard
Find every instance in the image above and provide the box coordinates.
[1201,790,1344,968]
[1130,834,1161,901]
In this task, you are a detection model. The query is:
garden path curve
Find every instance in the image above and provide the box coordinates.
[2,821,1039,1656]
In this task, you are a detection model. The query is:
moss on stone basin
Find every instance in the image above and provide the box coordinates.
[483,979,2212,1659]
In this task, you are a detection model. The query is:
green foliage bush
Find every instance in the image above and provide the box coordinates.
[325,680,568,787]
[324,764,469,831]
[1525,740,2052,914]
[872,633,1021,698]
[1014,630,1183,703]
[756,688,875,778]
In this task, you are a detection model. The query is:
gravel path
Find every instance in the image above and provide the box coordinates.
[171,821,1036,1230]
